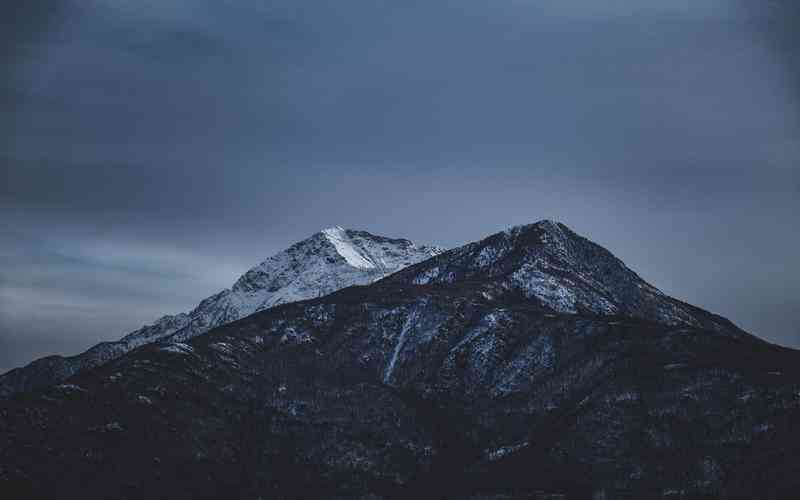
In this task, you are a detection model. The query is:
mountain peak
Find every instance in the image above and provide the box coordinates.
[0,227,444,397]
[514,218,565,231]
[389,221,741,335]
[502,219,572,242]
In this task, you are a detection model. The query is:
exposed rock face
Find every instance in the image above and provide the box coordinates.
[1,221,798,499]
[0,227,443,397]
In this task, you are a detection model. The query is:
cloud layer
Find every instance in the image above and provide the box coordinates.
[2,0,799,372]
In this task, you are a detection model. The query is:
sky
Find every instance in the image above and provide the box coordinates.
[1,0,799,373]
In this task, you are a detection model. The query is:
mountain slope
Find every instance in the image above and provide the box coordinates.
[1,221,798,499]
[0,227,444,397]
[387,221,745,334]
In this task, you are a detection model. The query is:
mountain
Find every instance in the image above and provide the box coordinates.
[385,220,744,335]
[2,221,798,499]
[0,227,444,397]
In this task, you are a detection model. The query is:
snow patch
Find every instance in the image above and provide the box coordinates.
[322,226,376,269]
[383,308,421,384]
[412,266,441,285]
[160,343,194,355]
[512,264,578,313]
[279,327,314,345]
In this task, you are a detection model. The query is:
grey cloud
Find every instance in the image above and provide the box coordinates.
[1,0,798,372]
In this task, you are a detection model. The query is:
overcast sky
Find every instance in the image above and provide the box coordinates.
[2,0,799,373]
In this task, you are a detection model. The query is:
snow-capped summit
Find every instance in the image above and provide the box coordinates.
[154,226,444,343]
[0,227,444,396]
[388,220,744,335]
